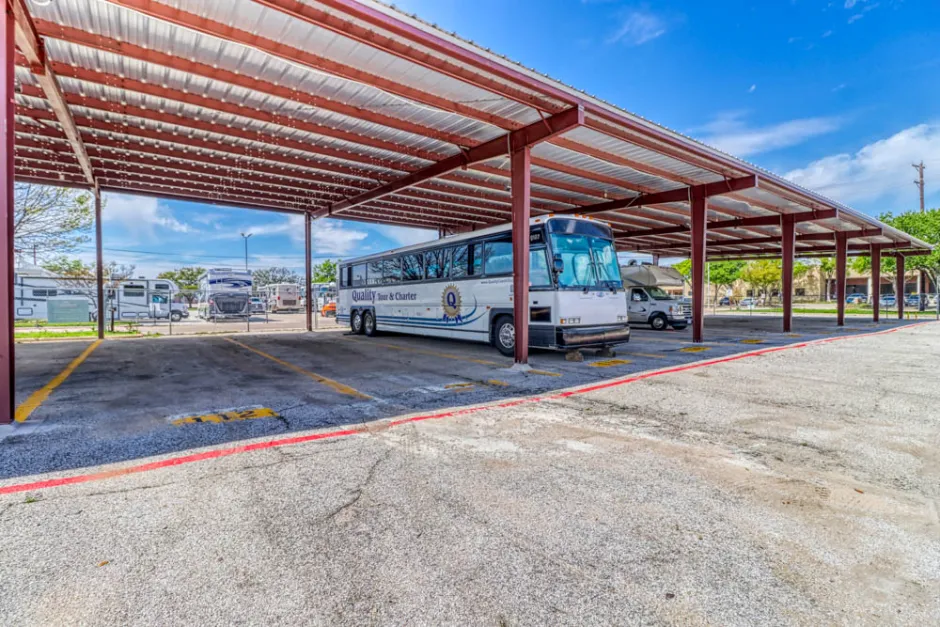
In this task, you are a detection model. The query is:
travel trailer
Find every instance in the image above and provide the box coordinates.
[259,283,300,313]
[196,268,252,320]
[620,263,691,331]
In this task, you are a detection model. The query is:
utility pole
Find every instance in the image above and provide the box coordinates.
[913,161,925,213]
[240,232,252,271]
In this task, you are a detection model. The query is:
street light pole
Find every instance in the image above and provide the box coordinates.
[240,232,252,271]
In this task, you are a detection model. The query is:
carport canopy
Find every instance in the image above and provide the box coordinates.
[0,0,932,423]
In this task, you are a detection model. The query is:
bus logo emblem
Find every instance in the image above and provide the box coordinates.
[442,284,462,320]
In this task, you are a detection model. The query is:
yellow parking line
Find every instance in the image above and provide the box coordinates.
[225,338,371,400]
[679,346,711,353]
[15,339,102,423]
[622,351,666,359]
[529,369,561,377]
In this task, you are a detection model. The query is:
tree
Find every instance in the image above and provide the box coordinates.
[312,259,337,284]
[252,267,301,289]
[158,267,205,305]
[740,260,782,304]
[42,257,136,283]
[880,209,940,291]
[669,259,743,302]
[15,183,93,258]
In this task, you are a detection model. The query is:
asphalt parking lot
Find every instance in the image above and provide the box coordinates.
[3,315,925,479]
[1,317,938,624]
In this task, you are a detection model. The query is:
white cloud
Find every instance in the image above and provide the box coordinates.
[605,10,667,46]
[822,29,833,37]
[832,83,847,92]
[693,111,842,157]
[102,192,195,238]
[372,224,437,249]
[784,123,940,207]
[844,0,859,7]
[748,84,757,93]
[312,218,369,256]
[848,13,864,23]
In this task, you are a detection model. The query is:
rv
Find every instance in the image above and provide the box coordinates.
[620,263,691,331]
[14,265,187,322]
[259,283,300,313]
[197,268,252,320]
[14,264,95,321]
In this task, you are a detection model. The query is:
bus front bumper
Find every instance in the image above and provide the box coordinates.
[552,324,631,348]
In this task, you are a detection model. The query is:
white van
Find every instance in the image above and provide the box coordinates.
[621,263,691,331]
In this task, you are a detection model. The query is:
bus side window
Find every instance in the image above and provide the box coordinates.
[425,248,448,280]
[530,248,551,287]
[483,239,513,275]
[352,264,367,287]
[339,267,347,288]
[402,254,423,281]
[383,258,401,283]
[470,243,483,276]
[368,261,383,286]
[451,245,469,278]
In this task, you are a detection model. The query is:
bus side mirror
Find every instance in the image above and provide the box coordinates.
[552,255,564,274]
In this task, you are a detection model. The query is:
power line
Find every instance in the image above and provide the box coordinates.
[913,161,926,213]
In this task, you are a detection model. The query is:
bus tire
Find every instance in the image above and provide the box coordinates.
[493,315,515,357]
[351,309,365,334]
[363,310,377,337]
[649,313,668,331]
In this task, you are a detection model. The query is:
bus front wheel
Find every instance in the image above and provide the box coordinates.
[493,315,515,357]
[363,311,377,337]
[351,309,365,334]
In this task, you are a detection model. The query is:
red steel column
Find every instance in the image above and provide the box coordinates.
[781,215,796,333]
[0,6,13,424]
[511,146,531,364]
[896,254,905,320]
[304,211,312,332]
[95,186,104,340]
[835,233,847,326]
[690,185,707,343]
[871,244,881,323]
[651,254,660,266]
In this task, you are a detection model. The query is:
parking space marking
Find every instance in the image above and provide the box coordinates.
[588,359,633,368]
[1,320,933,496]
[529,369,562,377]
[346,337,505,367]
[621,352,666,359]
[740,339,765,345]
[224,337,371,400]
[170,407,279,426]
[15,339,102,423]
[444,382,475,390]
[679,346,711,353]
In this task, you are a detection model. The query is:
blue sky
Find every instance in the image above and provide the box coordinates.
[81,0,939,276]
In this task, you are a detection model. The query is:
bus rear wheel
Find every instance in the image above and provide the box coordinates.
[351,309,364,334]
[493,315,515,357]
[363,311,377,337]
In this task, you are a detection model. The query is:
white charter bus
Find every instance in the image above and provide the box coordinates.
[337,216,629,356]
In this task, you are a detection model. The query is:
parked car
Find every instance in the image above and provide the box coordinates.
[718,296,732,306]
[905,294,923,308]
[928,293,939,308]
[738,298,759,308]
[845,293,866,305]
[879,295,897,308]
[249,297,265,314]
[321,301,336,317]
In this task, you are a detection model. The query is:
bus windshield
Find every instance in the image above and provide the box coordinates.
[549,221,622,290]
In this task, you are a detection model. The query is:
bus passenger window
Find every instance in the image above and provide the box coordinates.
[352,264,367,287]
[530,248,551,287]
[383,258,401,283]
[425,248,449,279]
[483,240,513,275]
[368,261,384,286]
[451,246,469,278]
[470,243,483,276]
[401,254,423,281]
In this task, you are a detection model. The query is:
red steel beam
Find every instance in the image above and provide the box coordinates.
[511,146,531,365]
[690,186,706,343]
[836,233,847,326]
[1,5,13,424]
[896,254,906,320]
[94,184,104,339]
[304,212,312,332]
[616,210,839,241]
[322,106,583,217]
[781,215,795,333]
[871,244,881,323]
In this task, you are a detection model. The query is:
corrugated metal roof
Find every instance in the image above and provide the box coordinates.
[10,0,930,256]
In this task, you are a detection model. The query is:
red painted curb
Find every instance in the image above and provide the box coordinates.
[1,320,934,496]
